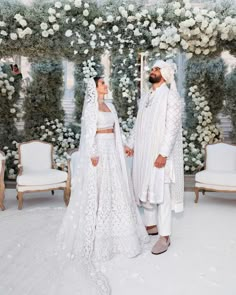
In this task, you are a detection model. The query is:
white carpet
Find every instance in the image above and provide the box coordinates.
[1,189,236,295]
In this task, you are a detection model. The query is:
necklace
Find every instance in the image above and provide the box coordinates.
[145,90,156,108]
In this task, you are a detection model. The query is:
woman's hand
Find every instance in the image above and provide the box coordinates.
[124,146,134,157]
[91,157,99,167]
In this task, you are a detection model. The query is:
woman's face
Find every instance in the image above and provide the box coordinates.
[96,78,108,96]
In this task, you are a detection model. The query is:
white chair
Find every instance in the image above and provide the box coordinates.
[0,151,6,211]
[66,148,79,203]
[194,143,236,203]
[16,140,70,210]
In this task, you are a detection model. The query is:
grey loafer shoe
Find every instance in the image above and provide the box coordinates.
[151,236,170,255]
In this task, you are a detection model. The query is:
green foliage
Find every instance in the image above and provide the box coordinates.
[23,59,64,139]
[224,68,236,142]
[185,57,226,132]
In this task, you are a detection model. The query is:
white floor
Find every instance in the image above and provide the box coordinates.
[1,189,236,295]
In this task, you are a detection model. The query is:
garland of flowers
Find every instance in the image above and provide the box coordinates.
[110,50,139,135]
[224,68,236,143]
[0,62,22,149]
[183,85,222,173]
[0,0,235,61]
[23,59,64,139]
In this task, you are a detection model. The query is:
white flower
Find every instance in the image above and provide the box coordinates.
[74,0,82,8]
[24,27,32,35]
[128,4,135,11]
[40,23,48,30]
[0,21,6,27]
[55,1,62,8]
[10,33,18,40]
[174,9,181,16]
[9,77,14,82]
[112,26,119,33]
[127,24,134,30]
[65,29,73,37]
[89,24,96,32]
[49,16,56,23]
[83,20,88,26]
[83,9,89,17]
[53,24,60,31]
[84,49,89,54]
[48,8,56,14]
[42,30,49,37]
[19,19,27,27]
[48,28,54,35]
[14,14,23,21]
[107,15,114,23]
[156,8,164,15]
[84,3,89,8]
[10,108,16,113]
[0,30,8,36]
[64,4,71,11]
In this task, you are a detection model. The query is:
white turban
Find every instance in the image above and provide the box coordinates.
[152,60,177,92]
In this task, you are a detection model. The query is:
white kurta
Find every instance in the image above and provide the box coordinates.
[128,83,184,213]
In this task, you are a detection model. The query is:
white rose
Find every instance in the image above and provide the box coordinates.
[56,13,61,18]
[0,21,6,27]
[112,26,119,33]
[48,28,54,35]
[40,23,48,30]
[84,49,89,54]
[174,9,181,16]
[195,48,201,55]
[74,0,82,8]
[89,24,96,32]
[0,30,8,36]
[107,15,114,23]
[53,24,60,31]
[10,108,16,113]
[42,30,49,37]
[9,77,14,82]
[19,19,27,27]
[127,24,134,30]
[55,1,62,8]
[10,33,18,40]
[203,49,210,55]
[83,20,88,26]
[156,8,164,15]
[209,11,216,18]
[151,37,160,47]
[65,29,73,37]
[84,3,89,8]
[48,8,56,14]
[64,4,71,11]
[83,9,89,17]
[24,27,32,35]
[49,16,56,23]
[128,4,135,11]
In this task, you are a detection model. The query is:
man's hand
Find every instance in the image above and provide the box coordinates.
[124,146,134,157]
[154,154,167,168]
[91,157,99,167]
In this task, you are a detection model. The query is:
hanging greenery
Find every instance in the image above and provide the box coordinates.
[224,68,236,143]
[23,59,64,139]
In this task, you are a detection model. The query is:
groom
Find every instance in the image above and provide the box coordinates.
[126,60,184,255]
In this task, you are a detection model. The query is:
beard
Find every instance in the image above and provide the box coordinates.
[149,74,162,84]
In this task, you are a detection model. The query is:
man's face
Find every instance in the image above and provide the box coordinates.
[149,67,162,84]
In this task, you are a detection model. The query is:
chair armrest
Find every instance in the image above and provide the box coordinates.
[196,165,204,172]
[18,164,23,176]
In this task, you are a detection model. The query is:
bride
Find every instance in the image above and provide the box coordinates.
[53,77,148,294]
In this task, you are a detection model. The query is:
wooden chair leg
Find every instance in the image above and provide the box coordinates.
[63,188,70,206]
[194,187,199,203]
[202,190,205,196]
[17,192,24,210]
[51,190,54,195]
[0,191,5,211]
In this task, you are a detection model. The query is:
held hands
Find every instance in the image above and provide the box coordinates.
[124,146,134,157]
[91,156,99,167]
[154,154,167,168]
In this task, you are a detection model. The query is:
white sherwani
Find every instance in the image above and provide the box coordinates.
[128,83,184,223]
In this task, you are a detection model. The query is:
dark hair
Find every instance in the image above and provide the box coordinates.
[94,76,102,87]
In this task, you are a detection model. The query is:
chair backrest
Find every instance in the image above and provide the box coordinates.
[19,141,53,171]
[206,143,236,172]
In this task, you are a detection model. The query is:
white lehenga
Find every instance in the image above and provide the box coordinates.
[0,79,148,295]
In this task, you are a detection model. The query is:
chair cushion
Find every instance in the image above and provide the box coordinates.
[195,182,236,191]
[17,169,67,186]
[195,170,236,187]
